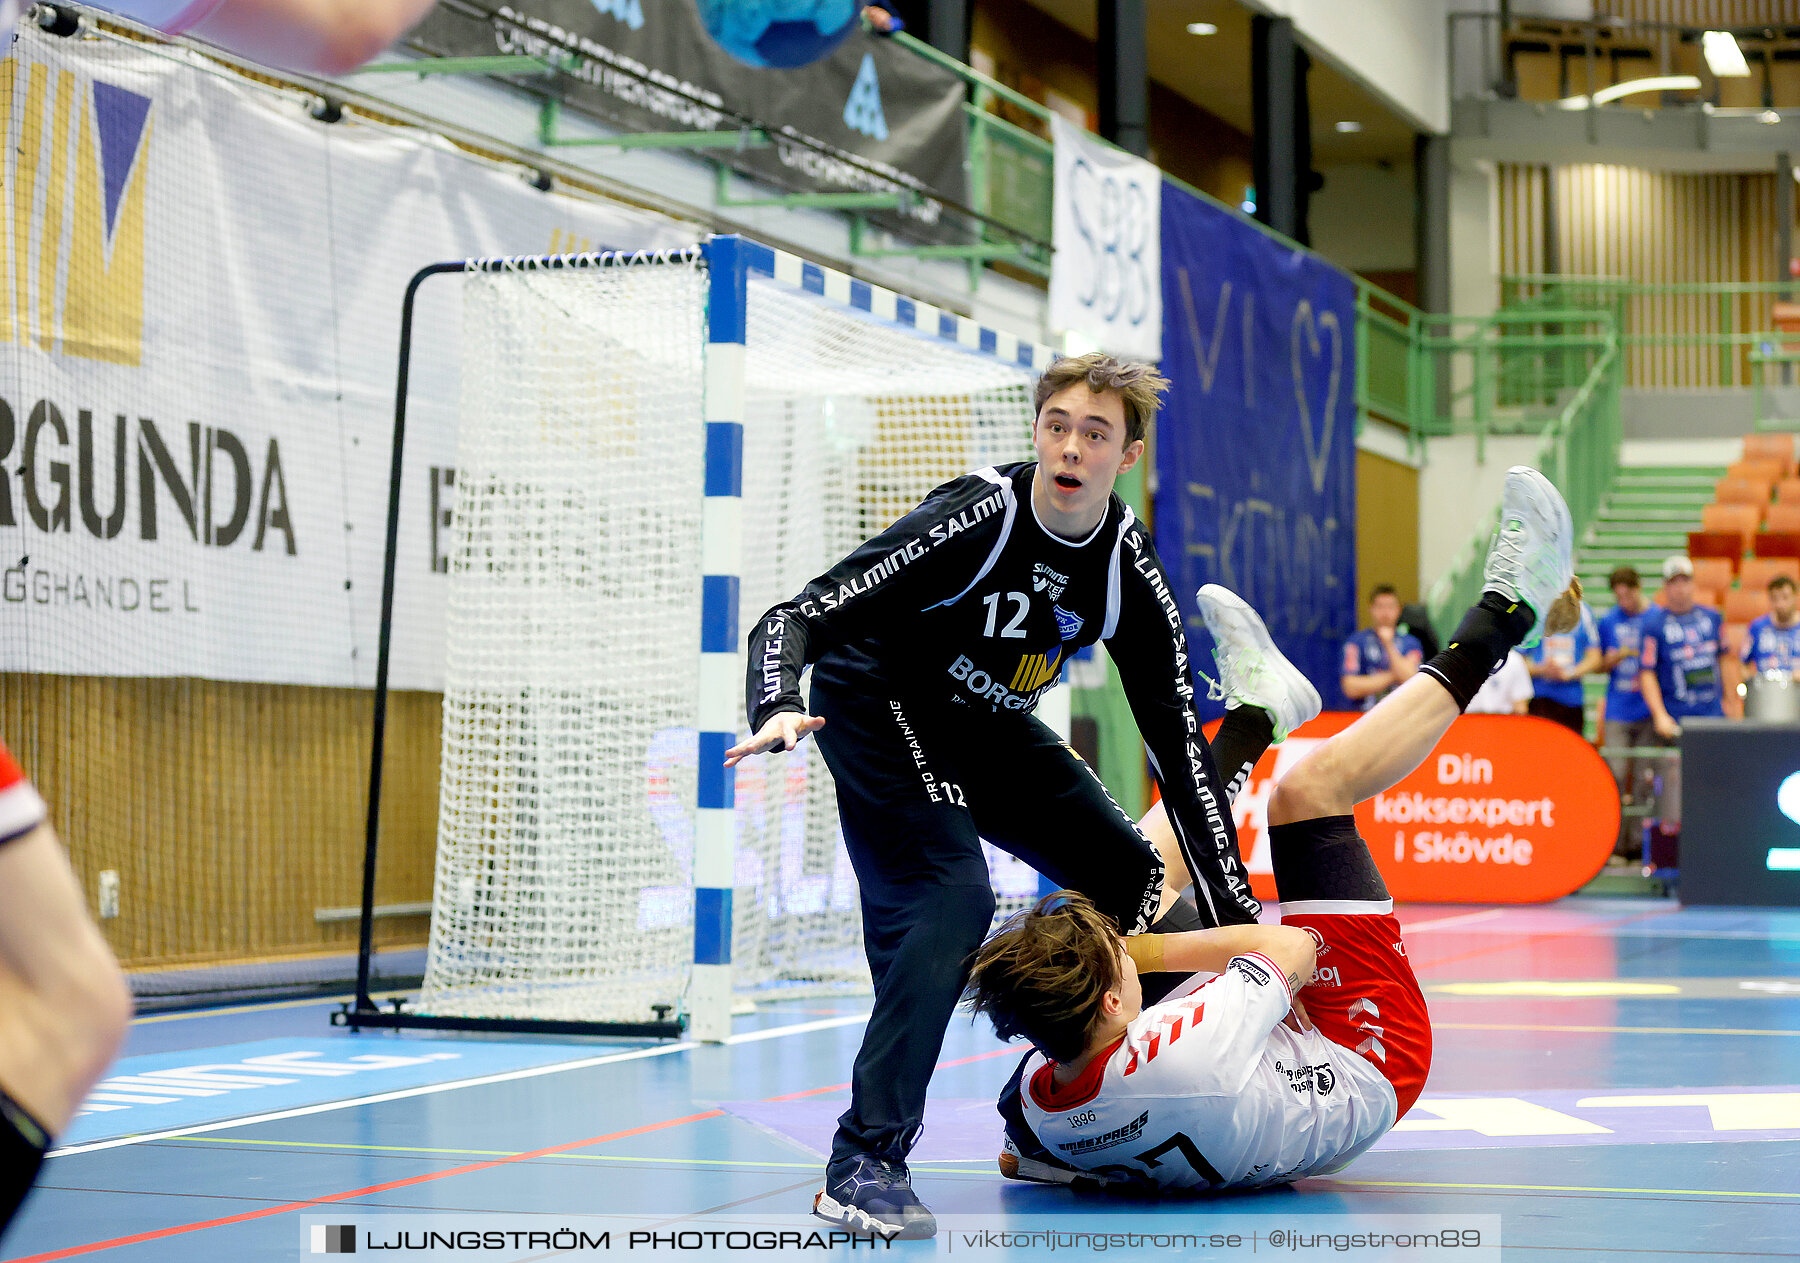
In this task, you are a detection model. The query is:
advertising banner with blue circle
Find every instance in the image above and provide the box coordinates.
[408,0,969,244]
[1049,116,1162,360]
[1155,182,1357,717]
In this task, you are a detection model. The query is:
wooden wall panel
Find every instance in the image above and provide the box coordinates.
[0,676,439,969]
[1497,163,1787,388]
[1599,2,1798,26]
[1357,450,1421,606]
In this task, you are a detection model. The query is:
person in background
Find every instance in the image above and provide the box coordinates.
[1740,574,1800,680]
[1525,595,1600,734]
[862,2,904,33]
[1464,649,1533,715]
[1341,585,1422,712]
[1638,555,1725,846]
[1595,566,1655,859]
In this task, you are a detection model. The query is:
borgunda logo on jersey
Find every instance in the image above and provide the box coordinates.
[1032,563,1069,600]
[1010,643,1066,693]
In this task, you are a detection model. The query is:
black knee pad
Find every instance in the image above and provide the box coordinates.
[1147,895,1202,935]
[1267,815,1390,904]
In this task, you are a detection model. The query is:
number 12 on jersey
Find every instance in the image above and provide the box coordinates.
[982,591,1030,638]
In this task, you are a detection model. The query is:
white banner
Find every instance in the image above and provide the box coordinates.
[1049,115,1162,360]
[0,29,693,690]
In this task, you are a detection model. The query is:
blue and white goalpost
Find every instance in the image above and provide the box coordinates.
[351,236,1050,1042]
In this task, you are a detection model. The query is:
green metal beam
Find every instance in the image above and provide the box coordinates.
[714,166,906,211]
[546,127,772,151]
[891,30,1052,123]
[352,55,561,77]
[852,240,1050,271]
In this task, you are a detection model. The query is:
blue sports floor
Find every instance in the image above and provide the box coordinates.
[4,899,1797,1262]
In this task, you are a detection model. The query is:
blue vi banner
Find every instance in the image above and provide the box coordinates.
[1154,182,1357,717]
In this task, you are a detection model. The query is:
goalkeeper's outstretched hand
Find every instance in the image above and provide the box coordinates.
[724,712,826,767]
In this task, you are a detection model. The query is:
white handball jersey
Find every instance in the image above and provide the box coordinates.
[1019,952,1398,1190]
[0,740,48,844]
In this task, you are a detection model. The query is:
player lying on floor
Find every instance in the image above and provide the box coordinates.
[965,466,1578,1191]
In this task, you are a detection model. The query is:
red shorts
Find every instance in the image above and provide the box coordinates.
[1280,912,1430,1115]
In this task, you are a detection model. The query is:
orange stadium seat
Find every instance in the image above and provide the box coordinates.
[1703,502,1762,550]
[1725,622,1751,659]
[1777,478,1800,506]
[1738,557,1800,591]
[1716,476,1775,507]
[1755,530,1800,561]
[1764,503,1800,535]
[1690,556,1735,593]
[1726,587,1772,623]
[1687,530,1743,571]
[1742,433,1797,476]
[1726,458,1785,486]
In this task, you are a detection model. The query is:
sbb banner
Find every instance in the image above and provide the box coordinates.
[1049,116,1161,359]
[409,1,969,244]
[1209,713,1619,904]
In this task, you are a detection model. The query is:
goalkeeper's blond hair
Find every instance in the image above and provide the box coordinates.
[1033,353,1168,446]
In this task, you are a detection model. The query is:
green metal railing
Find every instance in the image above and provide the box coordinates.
[1500,275,1800,391]
[1426,332,1623,630]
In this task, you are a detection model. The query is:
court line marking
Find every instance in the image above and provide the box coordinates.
[1330,1178,1800,1199]
[762,1044,1017,1101]
[160,1135,990,1172]
[1436,1021,1800,1037]
[128,991,413,1026]
[1412,907,1682,974]
[1398,909,1507,933]
[49,1014,871,1159]
[11,1111,726,1263]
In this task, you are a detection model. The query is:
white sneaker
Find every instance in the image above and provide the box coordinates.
[1483,466,1574,640]
[1196,585,1322,742]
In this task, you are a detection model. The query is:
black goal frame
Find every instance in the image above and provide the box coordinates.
[334,252,700,1041]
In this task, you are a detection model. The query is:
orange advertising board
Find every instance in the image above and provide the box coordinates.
[1203,712,1620,904]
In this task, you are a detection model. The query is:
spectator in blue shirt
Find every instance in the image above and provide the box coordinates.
[1740,574,1800,678]
[1341,584,1423,712]
[1596,566,1656,840]
[1639,555,1726,832]
[1526,598,1600,734]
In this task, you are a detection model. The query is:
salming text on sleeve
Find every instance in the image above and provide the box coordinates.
[1107,525,1261,925]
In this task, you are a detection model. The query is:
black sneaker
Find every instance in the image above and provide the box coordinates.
[813,1151,937,1240]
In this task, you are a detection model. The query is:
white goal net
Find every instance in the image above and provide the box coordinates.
[415,251,1040,1025]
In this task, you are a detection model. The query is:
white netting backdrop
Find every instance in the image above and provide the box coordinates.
[417,255,1040,1023]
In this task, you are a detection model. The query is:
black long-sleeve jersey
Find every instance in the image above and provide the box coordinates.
[746,461,1260,926]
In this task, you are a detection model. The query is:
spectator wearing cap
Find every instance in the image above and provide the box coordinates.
[1524,590,1600,734]
[1596,566,1655,856]
[1638,555,1725,835]
[1740,574,1800,679]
